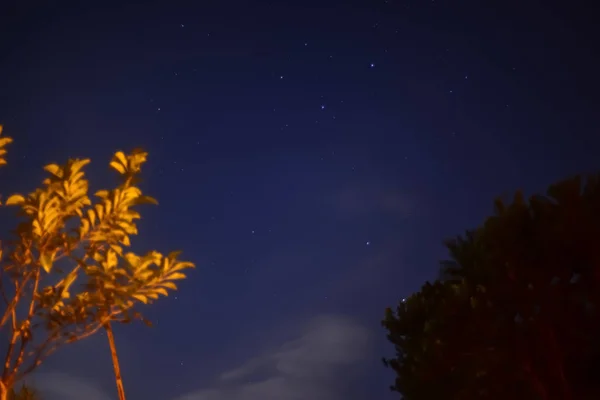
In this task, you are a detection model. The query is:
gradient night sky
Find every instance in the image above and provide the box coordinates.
[0,1,598,399]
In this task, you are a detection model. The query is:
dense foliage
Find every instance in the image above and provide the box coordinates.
[382,175,600,399]
[0,125,194,400]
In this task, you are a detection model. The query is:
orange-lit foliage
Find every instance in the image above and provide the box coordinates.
[0,125,194,400]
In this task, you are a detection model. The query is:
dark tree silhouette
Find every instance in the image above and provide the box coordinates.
[382,175,600,400]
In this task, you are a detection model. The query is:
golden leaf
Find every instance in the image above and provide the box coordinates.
[160,281,177,290]
[135,195,159,206]
[43,163,63,178]
[32,220,43,237]
[70,159,91,175]
[71,171,85,183]
[171,261,195,272]
[109,161,126,174]
[0,138,13,148]
[132,294,148,304]
[92,251,104,263]
[40,252,55,273]
[95,190,110,199]
[5,194,26,205]
[104,199,113,215]
[114,151,128,167]
[110,151,129,175]
[125,252,140,266]
[94,203,104,220]
[166,272,187,280]
[120,235,131,246]
[86,208,96,226]
[79,218,90,238]
[106,249,118,269]
[110,244,123,255]
[167,250,182,259]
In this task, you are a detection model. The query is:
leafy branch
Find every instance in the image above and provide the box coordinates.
[0,125,194,396]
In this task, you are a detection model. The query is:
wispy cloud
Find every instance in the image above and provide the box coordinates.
[328,182,416,219]
[176,314,371,400]
[330,245,403,298]
[28,315,370,400]
[28,372,112,400]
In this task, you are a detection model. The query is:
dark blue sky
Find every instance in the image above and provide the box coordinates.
[0,0,598,399]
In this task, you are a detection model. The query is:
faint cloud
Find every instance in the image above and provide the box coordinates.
[331,245,402,297]
[22,315,370,400]
[28,372,112,400]
[329,183,416,219]
[176,314,370,400]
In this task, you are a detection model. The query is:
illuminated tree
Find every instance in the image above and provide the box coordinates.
[0,125,194,400]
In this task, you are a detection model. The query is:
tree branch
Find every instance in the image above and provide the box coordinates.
[15,310,118,382]
[0,270,34,329]
[8,267,41,383]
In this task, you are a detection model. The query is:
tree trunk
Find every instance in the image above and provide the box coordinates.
[540,324,571,400]
[524,360,548,400]
[104,322,126,400]
[0,381,8,400]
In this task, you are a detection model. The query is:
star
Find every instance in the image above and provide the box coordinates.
[370,63,375,68]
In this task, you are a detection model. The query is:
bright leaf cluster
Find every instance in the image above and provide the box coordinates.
[0,125,194,389]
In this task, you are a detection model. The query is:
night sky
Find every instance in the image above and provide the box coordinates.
[0,1,598,399]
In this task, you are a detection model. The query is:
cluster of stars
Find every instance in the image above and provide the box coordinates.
[154,16,521,219]
[152,24,382,118]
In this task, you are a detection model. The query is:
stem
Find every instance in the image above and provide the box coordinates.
[3,330,18,383]
[104,322,126,400]
[10,269,41,380]
[0,270,33,329]
[0,381,7,400]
